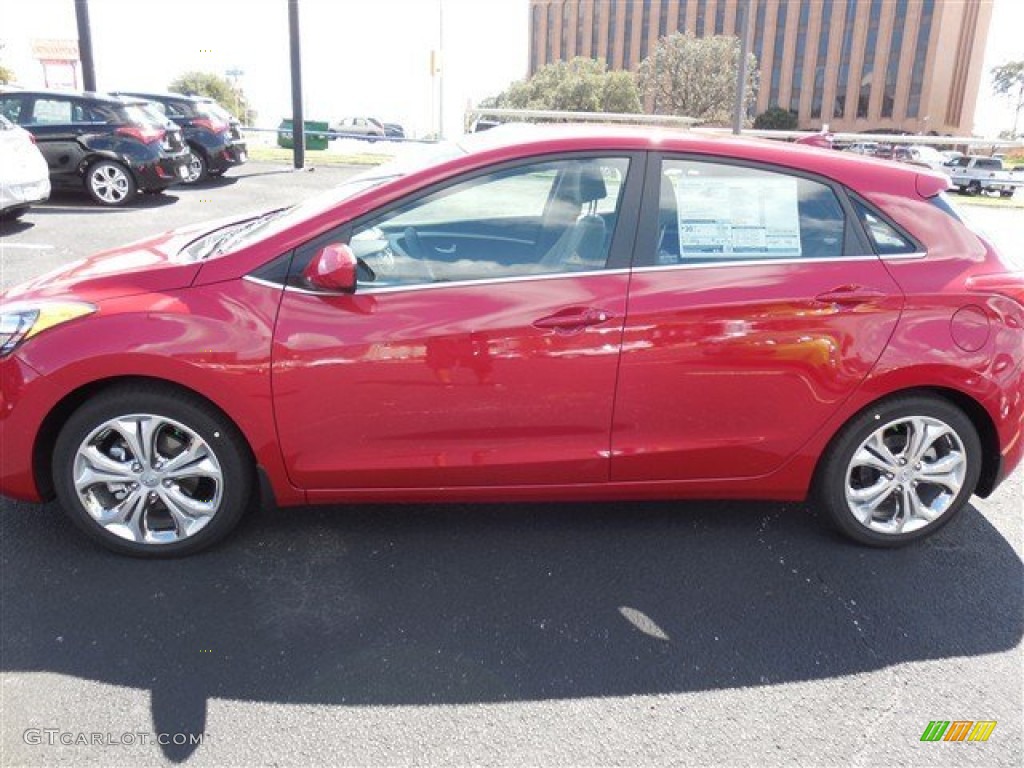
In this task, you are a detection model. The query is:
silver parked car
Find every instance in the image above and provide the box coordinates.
[0,115,50,220]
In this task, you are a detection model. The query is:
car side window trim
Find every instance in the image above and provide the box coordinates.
[633,151,881,270]
[282,150,647,292]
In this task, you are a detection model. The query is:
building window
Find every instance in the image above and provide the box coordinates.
[592,2,602,59]
[834,0,859,120]
[769,2,788,107]
[640,0,653,60]
[881,0,908,118]
[659,0,669,38]
[715,1,726,34]
[857,0,883,118]
[531,4,542,72]
[907,0,934,119]
[607,1,618,68]
[561,1,570,59]
[576,1,586,56]
[547,3,556,64]
[753,1,767,66]
[678,0,688,33]
[623,1,634,67]
[696,1,707,36]
[734,1,746,39]
[810,0,834,119]
[789,0,810,115]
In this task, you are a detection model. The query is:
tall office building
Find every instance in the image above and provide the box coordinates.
[529,0,993,134]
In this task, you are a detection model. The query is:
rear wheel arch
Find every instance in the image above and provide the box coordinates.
[813,386,1001,502]
[33,376,257,501]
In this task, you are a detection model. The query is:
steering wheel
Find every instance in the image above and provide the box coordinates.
[400,226,438,282]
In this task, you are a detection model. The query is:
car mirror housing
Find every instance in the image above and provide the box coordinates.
[303,243,358,293]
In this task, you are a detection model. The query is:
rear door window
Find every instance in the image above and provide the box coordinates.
[653,159,848,265]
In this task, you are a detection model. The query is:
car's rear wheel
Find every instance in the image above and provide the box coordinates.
[53,386,253,557]
[183,148,208,184]
[85,160,136,206]
[815,396,981,547]
[966,181,982,196]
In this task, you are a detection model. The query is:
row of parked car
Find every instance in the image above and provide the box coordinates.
[0,88,248,216]
[843,141,1023,197]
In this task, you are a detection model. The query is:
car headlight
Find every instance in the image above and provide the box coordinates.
[0,301,97,358]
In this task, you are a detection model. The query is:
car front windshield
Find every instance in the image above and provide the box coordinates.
[215,140,469,254]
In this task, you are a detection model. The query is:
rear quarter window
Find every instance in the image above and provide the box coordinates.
[851,198,918,256]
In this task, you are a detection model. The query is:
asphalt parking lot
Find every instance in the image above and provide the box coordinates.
[1,164,1022,766]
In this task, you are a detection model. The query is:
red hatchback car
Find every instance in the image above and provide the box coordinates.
[2,126,1022,556]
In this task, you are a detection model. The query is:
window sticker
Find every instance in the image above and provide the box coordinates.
[672,174,802,258]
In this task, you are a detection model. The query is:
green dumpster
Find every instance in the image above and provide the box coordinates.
[277,119,329,150]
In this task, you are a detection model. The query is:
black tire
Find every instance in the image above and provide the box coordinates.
[999,191,1014,198]
[53,385,253,557]
[966,181,982,196]
[814,395,982,547]
[183,147,208,184]
[85,159,137,206]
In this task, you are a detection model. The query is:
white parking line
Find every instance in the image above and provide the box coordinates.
[0,243,55,250]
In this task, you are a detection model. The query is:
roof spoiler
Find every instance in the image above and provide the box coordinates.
[916,171,951,198]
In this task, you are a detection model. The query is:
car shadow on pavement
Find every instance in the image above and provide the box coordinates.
[0,218,35,235]
[34,190,180,213]
[2,498,1020,762]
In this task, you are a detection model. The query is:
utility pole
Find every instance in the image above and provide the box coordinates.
[438,0,445,139]
[288,0,304,169]
[75,0,96,91]
[732,0,751,135]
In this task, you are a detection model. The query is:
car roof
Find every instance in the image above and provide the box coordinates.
[435,123,949,199]
[112,90,214,104]
[2,89,129,106]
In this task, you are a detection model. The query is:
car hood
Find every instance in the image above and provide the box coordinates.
[1,216,248,304]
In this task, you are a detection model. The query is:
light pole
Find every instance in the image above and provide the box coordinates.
[732,0,751,135]
[226,67,244,122]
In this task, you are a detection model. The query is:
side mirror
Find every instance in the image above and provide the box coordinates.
[303,243,357,293]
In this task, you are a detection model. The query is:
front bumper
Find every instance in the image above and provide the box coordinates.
[0,354,56,502]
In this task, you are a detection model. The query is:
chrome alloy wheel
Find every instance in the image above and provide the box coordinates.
[844,416,967,535]
[88,163,131,204]
[183,150,203,183]
[72,414,224,545]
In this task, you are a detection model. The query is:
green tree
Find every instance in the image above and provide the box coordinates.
[168,71,249,123]
[486,57,641,114]
[638,33,758,125]
[753,106,799,130]
[0,44,14,84]
[991,60,1024,138]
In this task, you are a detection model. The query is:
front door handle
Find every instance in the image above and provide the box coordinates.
[815,286,889,305]
[533,307,616,332]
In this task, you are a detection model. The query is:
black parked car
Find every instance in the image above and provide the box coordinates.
[0,90,189,206]
[112,91,247,184]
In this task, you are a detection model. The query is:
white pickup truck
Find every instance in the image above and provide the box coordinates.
[946,156,1024,197]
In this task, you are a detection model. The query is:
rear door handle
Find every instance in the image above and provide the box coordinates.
[815,286,889,305]
[533,307,615,331]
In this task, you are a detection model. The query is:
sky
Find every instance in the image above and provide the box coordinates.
[0,0,1020,139]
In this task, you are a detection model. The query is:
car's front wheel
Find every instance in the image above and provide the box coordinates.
[815,396,982,547]
[85,160,137,206]
[53,386,253,557]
